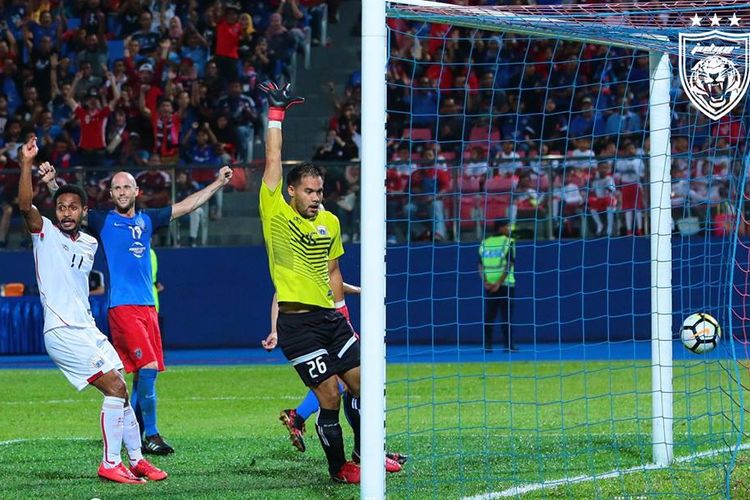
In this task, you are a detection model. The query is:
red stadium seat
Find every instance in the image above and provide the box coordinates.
[458,175,482,193]
[485,175,515,194]
[402,127,433,141]
[460,194,484,229]
[485,194,511,221]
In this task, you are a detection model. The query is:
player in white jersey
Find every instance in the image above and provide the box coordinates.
[17,136,167,484]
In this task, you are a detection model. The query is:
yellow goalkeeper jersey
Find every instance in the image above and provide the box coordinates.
[259,180,344,308]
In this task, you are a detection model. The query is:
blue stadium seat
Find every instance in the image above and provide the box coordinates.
[107,39,125,66]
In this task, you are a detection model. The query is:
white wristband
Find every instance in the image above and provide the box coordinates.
[268,120,282,129]
[334,300,346,309]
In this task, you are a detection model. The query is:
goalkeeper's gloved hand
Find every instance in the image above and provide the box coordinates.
[258,81,304,122]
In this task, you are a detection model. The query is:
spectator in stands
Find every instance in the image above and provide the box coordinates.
[588,162,617,237]
[536,98,567,154]
[135,156,172,209]
[34,110,61,152]
[105,109,130,165]
[79,0,108,39]
[71,60,103,100]
[614,141,645,235]
[215,79,258,163]
[464,145,490,179]
[567,138,595,171]
[15,84,42,126]
[76,32,107,78]
[495,141,522,177]
[211,112,239,163]
[66,74,121,171]
[555,170,585,236]
[568,97,606,138]
[118,0,145,36]
[406,148,451,241]
[179,26,210,78]
[203,59,227,102]
[174,170,207,247]
[313,128,348,162]
[265,13,293,81]
[131,10,161,58]
[215,2,242,79]
[249,36,274,83]
[322,164,355,242]
[27,34,54,104]
[181,121,223,219]
[407,75,438,129]
[24,9,61,47]
[141,96,181,165]
[277,0,308,52]
[605,96,642,136]
[437,97,462,153]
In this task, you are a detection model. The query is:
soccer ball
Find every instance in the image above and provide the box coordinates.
[681,313,721,354]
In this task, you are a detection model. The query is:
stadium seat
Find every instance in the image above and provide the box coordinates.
[458,175,482,193]
[485,194,510,221]
[485,175,515,194]
[468,125,501,143]
[459,193,484,231]
[107,40,125,66]
[403,127,432,142]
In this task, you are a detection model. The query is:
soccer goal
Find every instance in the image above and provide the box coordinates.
[361,0,749,498]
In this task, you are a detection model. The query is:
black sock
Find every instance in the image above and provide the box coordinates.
[343,392,361,461]
[316,407,346,476]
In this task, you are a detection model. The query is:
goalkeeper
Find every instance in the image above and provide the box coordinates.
[257,81,402,483]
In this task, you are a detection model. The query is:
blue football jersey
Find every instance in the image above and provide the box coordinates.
[87,207,172,308]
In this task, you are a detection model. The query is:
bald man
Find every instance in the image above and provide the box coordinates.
[64,167,233,455]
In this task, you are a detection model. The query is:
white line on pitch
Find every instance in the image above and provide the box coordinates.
[0,437,90,447]
[462,443,750,499]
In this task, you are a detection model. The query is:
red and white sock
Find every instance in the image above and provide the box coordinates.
[122,405,144,466]
[100,396,125,468]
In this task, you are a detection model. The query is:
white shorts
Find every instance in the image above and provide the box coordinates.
[44,326,123,391]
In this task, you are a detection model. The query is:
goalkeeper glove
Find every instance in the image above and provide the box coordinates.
[335,301,351,321]
[258,81,305,122]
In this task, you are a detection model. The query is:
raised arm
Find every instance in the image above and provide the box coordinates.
[258,81,304,191]
[17,137,43,233]
[106,70,121,110]
[170,166,232,220]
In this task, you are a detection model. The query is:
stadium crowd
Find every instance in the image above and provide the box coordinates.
[371,15,748,242]
[0,0,337,248]
[0,0,746,248]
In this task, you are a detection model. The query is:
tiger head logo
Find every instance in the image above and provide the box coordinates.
[679,30,750,120]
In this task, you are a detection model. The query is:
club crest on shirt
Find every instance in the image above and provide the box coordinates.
[90,355,105,370]
[316,225,329,237]
[134,348,142,360]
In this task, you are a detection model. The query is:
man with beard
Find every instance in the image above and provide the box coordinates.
[258,82,404,483]
[41,163,233,455]
[18,136,167,483]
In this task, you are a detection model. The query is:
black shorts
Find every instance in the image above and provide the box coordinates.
[276,308,360,387]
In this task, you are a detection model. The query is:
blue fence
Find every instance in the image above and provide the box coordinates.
[0,239,737,354]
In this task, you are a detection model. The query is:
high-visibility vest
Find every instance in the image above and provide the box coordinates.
[479,235,515,287]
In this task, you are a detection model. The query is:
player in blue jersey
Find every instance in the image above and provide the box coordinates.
[45,164,232,455]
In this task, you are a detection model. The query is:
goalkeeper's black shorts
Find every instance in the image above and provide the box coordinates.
[277,308,360,387]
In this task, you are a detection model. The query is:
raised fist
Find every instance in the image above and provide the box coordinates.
[258,81,304,121]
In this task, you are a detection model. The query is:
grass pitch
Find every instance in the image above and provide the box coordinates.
[0,360,748,499]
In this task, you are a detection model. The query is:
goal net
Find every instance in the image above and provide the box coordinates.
[372,0,750,497]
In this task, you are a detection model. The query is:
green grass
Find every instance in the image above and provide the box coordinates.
[0,360,748,499]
